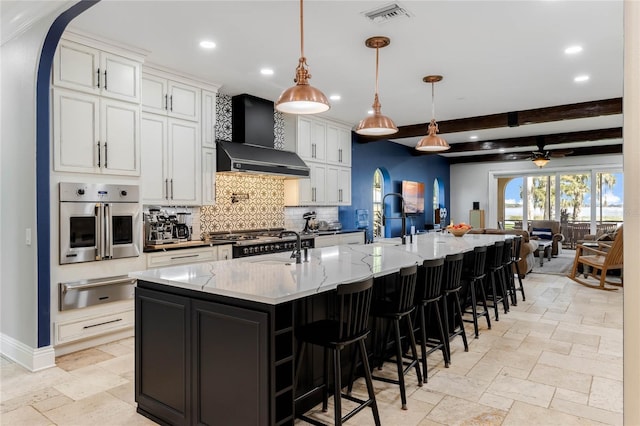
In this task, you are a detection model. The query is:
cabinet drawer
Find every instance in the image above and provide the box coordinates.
[146,246,218,268]
[55,309,134,345]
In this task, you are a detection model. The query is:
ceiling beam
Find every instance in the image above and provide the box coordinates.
[431,127,622,154]
[447,144,623,164]
[355,98,623,143]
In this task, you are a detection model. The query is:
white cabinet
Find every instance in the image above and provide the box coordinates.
[146,244,232,268]
[326,124,351,166]
[285,116,352,206]
[141,72,201,121]
[314,231,364,248]
[326,165,351,205]
[284,162,326,206]
[53,39,141,103]
[55,308,134,345]
[202,147,216,205]
[201,90,217,148]
[53,88,140,175]
[141,113,201,205]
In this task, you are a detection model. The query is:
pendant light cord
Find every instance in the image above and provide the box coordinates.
[431,82,436,120]
[299,0,305,59]
[375,47,380,96]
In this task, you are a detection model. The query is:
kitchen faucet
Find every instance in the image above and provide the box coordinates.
[279,230,302,264]
[382,192,407,245]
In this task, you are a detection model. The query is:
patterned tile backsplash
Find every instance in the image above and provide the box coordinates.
[200,174,285,233]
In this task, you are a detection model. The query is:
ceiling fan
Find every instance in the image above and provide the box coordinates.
[515,136,574,167]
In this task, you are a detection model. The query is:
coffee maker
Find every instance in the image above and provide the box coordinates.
[174,211,192,241]
[145,208,178,245]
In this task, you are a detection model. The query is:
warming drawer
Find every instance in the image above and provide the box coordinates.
[59,275,136,311]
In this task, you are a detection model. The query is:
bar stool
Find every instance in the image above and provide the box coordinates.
[414,258,449,382]
[511,235,526,302]
[294,277,381,426]
[441,253,469,359]
[461,245,491,338]
[369,264,422,410]
[500,238,514,309]
[484,241,507,320]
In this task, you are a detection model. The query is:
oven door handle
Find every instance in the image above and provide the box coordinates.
[95,203,103,260]
[104,203,113,259]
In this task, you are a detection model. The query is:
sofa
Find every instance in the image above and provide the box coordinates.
[468,228,538,276]
[528,220,564,257]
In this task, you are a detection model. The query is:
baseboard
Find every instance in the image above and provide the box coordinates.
[0,333,56,372]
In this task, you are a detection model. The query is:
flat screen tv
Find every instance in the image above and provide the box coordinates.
[401,180,425,214]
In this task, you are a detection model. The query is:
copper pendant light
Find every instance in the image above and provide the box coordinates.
[355,36,398,136]
[275,0,330,114]
[415,75,450,152]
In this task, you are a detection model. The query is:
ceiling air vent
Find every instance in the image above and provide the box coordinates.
[362,3,412,24]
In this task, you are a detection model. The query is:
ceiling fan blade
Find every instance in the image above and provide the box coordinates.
[548,149,574,157]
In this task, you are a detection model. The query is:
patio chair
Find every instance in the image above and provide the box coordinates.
[568,226,623,291]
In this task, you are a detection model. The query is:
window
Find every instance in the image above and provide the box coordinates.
[372,169,384,238]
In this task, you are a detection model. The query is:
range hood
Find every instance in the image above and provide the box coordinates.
[216,94,310,178]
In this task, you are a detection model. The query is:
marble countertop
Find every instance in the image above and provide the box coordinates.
[130,233,510,305]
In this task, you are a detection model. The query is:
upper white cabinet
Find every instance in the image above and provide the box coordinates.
[140,113,201,205]
[141,70,201,122]
[53,38,141,103]
[325,124,351,166]
[201,90,217,148]
[201,147,216,205]
[284,116,352,206]
[53,88,140,175]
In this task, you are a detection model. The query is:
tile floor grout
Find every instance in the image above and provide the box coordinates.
[1,272,623,425]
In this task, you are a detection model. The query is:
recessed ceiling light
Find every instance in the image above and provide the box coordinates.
[565,45,583,55]
[260,68,274,76]
[329,94,341,101]
[367,110,374,115]
[469,135,478,140]
[574,74,590,83]
[498,148,506,153]
[199,40,216,49]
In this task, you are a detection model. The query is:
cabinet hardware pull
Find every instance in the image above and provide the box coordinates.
[339,149,342,162]
[164,94,168,110]
[339,189,342,202]
[170,179,174,199]
[170,254,199,260]
[96,68,100,88]
[97,141,101,167]
[165,179,169,199]
[170,95,173,111]
[103,69,108,90]
[104,141,108,168]
[83,318,122,329]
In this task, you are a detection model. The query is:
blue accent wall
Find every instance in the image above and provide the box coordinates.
[36,0,99,347]
[339,138,450,239]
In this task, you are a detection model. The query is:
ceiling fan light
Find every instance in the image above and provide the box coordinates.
[532,156,550,168]
[415,119,450,152]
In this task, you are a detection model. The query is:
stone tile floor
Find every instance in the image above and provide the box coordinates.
[1,273,623,425]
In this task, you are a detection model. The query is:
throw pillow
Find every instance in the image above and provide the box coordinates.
[531,227,553,240]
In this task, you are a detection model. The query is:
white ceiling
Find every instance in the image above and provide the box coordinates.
[66,0,624,155]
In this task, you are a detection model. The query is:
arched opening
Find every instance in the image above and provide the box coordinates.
[372,169,384,238]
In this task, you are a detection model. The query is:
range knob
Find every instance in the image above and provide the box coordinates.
[77,188,85,196]
[121,190,128,196]
[243,248,249,255]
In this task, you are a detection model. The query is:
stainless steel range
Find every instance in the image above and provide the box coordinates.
[204,229,314,258]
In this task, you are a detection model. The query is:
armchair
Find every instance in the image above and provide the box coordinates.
[568,226,623,290]
[528,220,564,257]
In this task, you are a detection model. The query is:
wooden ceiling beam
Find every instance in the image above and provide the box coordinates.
[355,98,623,143]
[447,144,623,164]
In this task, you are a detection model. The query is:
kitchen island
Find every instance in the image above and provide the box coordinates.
[131,233,510,425]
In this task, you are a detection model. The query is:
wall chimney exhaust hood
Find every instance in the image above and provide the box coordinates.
[216,94,310,178]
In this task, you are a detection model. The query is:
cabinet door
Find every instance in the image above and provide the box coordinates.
[100,52,140,102]
[101,99,140,175]
[168,119,201,205]
[310,162,326,204]
[338,127,352,166]
[53,40,100,95]
[201,90,217,148]
[141,74,169,114]
[53,88,100,173]
[325,125,340,164]
[201,147,216,205]
[217,245,232,260]
[136,288,191,426]
[168,81,200,121]
[338,167,351,205]
[310,120,326,161]
[296,117,313,160]
[191,300,268,426]
[325,166,340,205]
[141,114,169,203]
